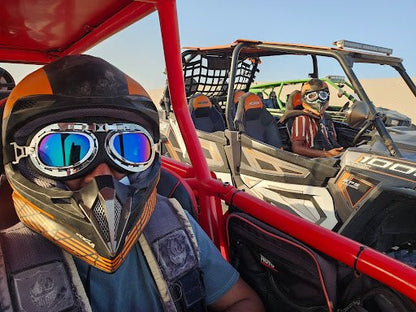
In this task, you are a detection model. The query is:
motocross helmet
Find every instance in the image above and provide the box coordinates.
[2,55,160,273]
[301,78,330,115]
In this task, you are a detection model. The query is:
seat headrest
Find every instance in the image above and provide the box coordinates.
[286,90,303,111]
[233,90,245,104]
[239,92,264,111]
[189,94,213,110]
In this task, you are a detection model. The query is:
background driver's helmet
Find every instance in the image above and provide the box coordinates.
[301,78,330,115]
[2,55,160,272]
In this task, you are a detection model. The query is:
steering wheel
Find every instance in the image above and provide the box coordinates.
[340,101,350,112]
[352,119,373,146]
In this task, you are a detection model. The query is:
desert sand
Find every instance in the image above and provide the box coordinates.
[360,78,416,122]
[149,77,416,123]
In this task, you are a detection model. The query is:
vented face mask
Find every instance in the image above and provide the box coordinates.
[9,169,159,273]
[70,174,157,266]
[10,122,157,179]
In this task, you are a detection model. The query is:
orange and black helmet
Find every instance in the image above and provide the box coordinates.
[301,78,330,115]
[2,55,160,272]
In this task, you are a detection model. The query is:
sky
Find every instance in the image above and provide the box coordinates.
[2,0,416,91]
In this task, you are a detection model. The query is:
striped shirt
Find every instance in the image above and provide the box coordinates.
[291,114,337,149]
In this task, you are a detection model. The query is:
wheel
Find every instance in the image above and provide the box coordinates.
[351,119,373,146]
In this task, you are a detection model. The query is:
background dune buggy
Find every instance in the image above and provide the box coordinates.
[249,77,412,127]
[160,39,416,259]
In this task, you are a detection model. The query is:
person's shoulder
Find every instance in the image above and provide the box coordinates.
[155,194,199,229]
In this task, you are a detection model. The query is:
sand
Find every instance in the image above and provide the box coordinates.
[149,77,416,123]
[360,78,416,122]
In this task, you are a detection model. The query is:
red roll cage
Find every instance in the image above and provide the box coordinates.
[0,0,415,300]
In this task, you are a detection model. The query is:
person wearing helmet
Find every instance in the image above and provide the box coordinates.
[1,55,264,311]
[290,78,343,158]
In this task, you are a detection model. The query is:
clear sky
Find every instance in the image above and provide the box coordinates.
[3,0,416,91]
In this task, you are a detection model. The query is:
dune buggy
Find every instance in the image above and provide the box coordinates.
[0,3,416,311]
[160,39,416,257]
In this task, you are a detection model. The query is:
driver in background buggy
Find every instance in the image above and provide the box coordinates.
[282,78,344,158]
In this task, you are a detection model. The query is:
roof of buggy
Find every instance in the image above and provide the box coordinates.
[0,0,157,64]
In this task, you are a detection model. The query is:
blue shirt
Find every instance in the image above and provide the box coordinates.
[74,212,239,311]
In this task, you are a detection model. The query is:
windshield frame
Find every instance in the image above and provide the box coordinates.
[221,41,416,157]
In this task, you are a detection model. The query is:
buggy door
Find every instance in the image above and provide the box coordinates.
[227,211,337,311]
[236,134,340,229]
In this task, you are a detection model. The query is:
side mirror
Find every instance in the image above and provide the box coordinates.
[345,100,370,129]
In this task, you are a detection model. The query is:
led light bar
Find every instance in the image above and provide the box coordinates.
[333,40,393,55]
[325,75,345,83]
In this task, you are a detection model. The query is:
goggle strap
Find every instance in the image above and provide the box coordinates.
[10,142,32,165]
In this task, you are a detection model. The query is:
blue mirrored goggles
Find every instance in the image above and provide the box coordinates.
[11,123,157,178]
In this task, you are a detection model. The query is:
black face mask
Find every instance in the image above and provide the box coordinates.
[73,175,134,255]
[72,158,160,258]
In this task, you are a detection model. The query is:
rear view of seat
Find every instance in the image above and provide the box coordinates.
[234,92,282,148]
[0,67,16,101]
[232,90,245,120]
[279,90,303,139]
[189,94,225,132]
[285,90,303,112]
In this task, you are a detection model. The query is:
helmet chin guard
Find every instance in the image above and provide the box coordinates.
[75,175,141,257]
[6,157,160,273]
[303,100,329,116]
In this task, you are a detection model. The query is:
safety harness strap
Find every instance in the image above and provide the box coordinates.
[141,195,206,312]
[139,234,175,311]
[315,114,340,151]
[0,223,91,312]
